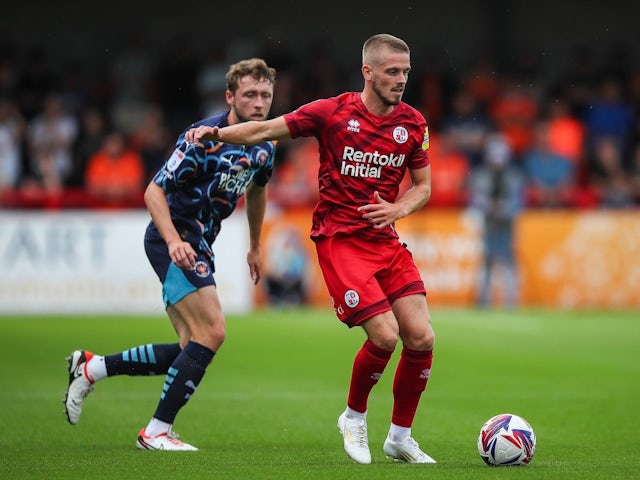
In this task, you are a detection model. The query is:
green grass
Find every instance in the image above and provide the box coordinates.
[1,307,639,479]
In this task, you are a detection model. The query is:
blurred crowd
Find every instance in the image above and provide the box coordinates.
[2,32,640,210]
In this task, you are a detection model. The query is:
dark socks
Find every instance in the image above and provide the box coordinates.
[153,341,215,424]
[104,343,182,376]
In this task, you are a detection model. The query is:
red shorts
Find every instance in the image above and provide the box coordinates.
[315,234,426,327]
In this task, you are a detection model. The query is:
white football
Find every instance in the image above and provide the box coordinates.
[477,413,536,466]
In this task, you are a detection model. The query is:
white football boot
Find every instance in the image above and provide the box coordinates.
[337,411,371,464]
[64,350,95,425]
[383,435,436,463]
[136,428,198,451]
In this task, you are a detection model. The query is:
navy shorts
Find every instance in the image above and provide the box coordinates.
[144,238,216,308]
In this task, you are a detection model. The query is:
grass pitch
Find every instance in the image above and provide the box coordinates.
[1,307,638,479]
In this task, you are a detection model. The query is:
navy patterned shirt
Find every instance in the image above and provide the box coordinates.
[145,112,276,259]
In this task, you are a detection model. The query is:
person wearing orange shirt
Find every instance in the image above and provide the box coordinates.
[424,131,470,207]
[84,130,145,207]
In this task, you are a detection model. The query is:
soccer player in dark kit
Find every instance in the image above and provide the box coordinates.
[64,58,277,451]
[186,33,436,464]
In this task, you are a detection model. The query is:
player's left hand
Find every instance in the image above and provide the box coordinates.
[358,191,404,229]
[247,248,262,285]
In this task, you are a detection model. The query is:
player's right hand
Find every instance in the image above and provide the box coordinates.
[168,240,197,270]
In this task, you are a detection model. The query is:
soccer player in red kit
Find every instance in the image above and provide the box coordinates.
[186,33,436,464]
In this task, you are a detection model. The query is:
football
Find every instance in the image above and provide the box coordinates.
[477,413,536,466]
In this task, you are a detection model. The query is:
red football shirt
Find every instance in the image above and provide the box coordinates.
[284,92,430,240]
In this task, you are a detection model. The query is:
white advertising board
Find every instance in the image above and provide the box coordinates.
[0,210,252,315]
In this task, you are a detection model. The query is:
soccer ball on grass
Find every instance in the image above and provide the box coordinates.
[477,413,536,466]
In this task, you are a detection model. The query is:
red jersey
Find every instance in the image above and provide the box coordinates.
[284,92,430,240]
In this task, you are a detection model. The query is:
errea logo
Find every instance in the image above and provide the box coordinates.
[347,119,360,133]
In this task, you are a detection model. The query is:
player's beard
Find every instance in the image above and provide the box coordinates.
[232,105,252,123]
[236,108,266,123]
[372,81,401,106]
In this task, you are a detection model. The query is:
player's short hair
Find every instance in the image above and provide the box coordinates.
[362,34,410,65]
[226,58,276,93]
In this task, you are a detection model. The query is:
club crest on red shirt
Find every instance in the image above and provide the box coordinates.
[393,126,408,144]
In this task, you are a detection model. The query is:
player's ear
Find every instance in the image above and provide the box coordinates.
[362,64,372,80]
[225,90,234,106]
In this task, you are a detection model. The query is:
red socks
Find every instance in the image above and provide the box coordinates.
[347,339,392,413]
[347,340,434,428]
[392,347,433,427]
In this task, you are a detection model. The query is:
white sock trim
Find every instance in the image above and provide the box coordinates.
[345,407,367,419]
[388,423,411,442]
[86,355,107,382]
[145,418,171,437]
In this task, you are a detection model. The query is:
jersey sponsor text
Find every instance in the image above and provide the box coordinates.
[219,168,255,195]
[340,146,405,179]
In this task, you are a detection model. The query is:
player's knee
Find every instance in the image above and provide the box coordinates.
[403,329,434,351]
[421,330,435,351]
[372,331,399,352]
[193,321,226,351]
[208,322,227,348]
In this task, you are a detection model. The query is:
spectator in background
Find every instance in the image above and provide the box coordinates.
[630,142,640,205]
[544,94,598,208]
[84,130,145,207]
[58,60,90,118]
[441,87,493,168]
[489,74,539,158]
[522,120,576,208]
[268,137,319,209]
[68,105,109,188]
[546,94,586,169]
[24,93,78,192]
[0,97,25,191]
[584,76,635,156]
[412,46,454,129]
[461,49,501,113]
[425,131,470,207]
[264,226,309,306]
[128,103,174,182]
[469,134,524,307]
[587,135,634,208]
[626,68,640,143]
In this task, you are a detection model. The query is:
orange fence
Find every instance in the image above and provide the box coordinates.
[516,210,640,308]
[257,208,640,309]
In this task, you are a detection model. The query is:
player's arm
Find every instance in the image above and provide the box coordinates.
[244,182,267,285]
[144,181,196,269]
[358,165,431,229]
[398,164,432,213]
[185,117,291,146]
